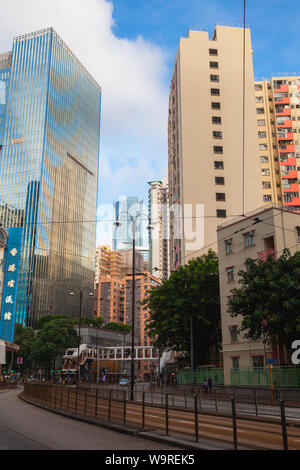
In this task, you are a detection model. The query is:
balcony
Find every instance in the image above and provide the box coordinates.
[277,120,293,128]
[276,107,292,117]
[280,144,295,153]
[274,96,290,105]
[278,133,294,141]
[281,170,298,179]
[257,249,277,261]
[273,85,289,93]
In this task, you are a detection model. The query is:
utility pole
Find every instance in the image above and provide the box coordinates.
[131,219,136,401]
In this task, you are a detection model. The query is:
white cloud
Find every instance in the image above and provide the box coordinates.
[0,0,169,243]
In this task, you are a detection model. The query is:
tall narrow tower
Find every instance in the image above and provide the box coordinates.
[168,26,262,270]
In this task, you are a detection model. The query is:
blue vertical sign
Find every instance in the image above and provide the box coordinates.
[0,228,23,343]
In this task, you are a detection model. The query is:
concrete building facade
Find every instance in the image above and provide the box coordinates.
[255,77,300,211]
[148,178,170,279]
[217,205,300,385]
[168,26,263,270]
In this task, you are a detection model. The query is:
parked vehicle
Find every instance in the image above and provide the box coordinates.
[119,378,129,386]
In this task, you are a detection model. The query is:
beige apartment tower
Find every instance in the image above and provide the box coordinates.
[168,26,262,269]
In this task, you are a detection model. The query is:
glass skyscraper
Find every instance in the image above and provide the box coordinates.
[0,28,101,328]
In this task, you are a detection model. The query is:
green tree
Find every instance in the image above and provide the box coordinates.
[37,315,69,330]
[31,318,78,375]
[228,249,300,357]
[142,250,221,367]
[104,322,131,334]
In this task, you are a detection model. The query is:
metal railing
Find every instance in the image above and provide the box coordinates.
[0,381,19,390]
[23,383,297,450]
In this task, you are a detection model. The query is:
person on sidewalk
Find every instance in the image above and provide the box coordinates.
[208,377,213,394]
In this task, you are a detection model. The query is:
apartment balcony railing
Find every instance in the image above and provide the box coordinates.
[257,249,277,261]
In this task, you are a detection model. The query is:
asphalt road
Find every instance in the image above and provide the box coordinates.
[0,388,178,450]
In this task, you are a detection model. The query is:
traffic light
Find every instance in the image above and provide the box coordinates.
[51,369,55,374]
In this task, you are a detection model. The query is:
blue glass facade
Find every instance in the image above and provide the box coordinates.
[0,29,101,327]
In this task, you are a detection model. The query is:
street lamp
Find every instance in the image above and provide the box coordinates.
[114,211,153,401]
[70,289,93,383]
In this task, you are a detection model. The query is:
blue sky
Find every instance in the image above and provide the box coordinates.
[1,0,300,245]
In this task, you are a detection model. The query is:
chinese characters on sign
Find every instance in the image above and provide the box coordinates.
[2,248,18,323]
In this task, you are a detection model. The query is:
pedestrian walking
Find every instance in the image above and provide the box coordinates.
[208,377,213,394]
[203,379,208,394]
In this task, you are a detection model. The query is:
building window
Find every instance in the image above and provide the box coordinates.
[255,84,263,91]
[257,119,266,126]
[210,61,219,69]
[216,193,226,202]
[263,195,272,202]
[261,156,269,163]
[262,181,271,189]
[214,146,223,154]
[211,88,220,96]
[227,266,234,282]
[215,177,225,185]
[214,161,224,170]
[252,356,264,368]
[225,239,232,254]
[244,231,255,248]
[229,326,238,342]
[210,75,219,83]
[259,144,268,150]
[257,108,265,114]
[211,102,221,110]
[217,209,227,218]
[297,227,300,242]
[209,48,218,56]
[212,116,222,124]
[258,132,267,138]
[256,96,264,103]
[232,357,240,370]
[213,131,222,139]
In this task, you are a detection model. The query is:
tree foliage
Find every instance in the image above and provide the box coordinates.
[228,249,300,354]
[30,318,78,371]
[142,251,221,366]
[104,322,131,334]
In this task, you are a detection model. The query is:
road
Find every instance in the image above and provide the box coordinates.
[0,388,178,450]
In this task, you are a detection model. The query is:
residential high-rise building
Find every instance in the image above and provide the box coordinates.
[0,28,101,332]
[94,277,125,325]
[148,178,170,279]
[113,197,148,251]
[255,77,300,211]
[168,26,262,270]
[94,246,121,285]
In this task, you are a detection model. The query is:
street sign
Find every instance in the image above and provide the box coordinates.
[267,358,277,365]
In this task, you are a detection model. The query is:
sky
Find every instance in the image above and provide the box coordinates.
[1,0,300,246]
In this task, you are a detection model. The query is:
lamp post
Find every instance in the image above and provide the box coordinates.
[70,289,93,384]
[114,211,153,401]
